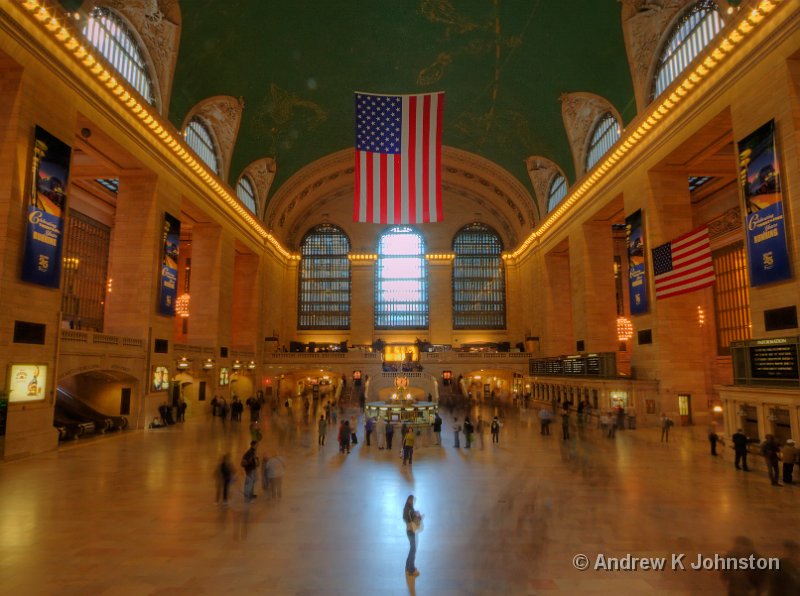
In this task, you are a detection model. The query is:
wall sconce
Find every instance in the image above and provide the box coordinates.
[176,293,190,318]
[616,316,633,342]
[232,360,242,370]
[247,361,256,370]
[203,358,214,370]
[177,357,190,370]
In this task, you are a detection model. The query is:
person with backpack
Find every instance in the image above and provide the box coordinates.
[241,441,259,502]
[490,416,502,444]
[463,416,474,449]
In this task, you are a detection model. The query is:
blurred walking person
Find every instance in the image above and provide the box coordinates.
[403,495,423,577]
[215,453,233,505]
[240,441,259,502]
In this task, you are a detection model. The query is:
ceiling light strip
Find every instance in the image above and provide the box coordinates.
[511,0,783,259]
[16,0,300,260]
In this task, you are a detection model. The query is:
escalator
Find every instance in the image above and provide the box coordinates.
[54,388,127,441]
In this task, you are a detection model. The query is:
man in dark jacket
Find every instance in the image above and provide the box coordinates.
[432,414,442,446]
[241,441,259,501]
[732,428,750,471]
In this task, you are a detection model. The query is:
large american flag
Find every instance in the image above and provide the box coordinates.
[651,226,715,299]
[354,92,444,223]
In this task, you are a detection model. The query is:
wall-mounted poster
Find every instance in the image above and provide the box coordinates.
[21,126,72,288]
[625,209,649,315]
[152,365,170,392]
[219,367,230,387]
[737,120,791,286]
[159,212,180,315]
[8,364,48,403]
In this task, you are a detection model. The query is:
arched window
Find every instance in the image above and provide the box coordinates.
[299,225,351,329]
[652,1,724,100]
[546,174,568,212]
[185,118,219,174]
[236,176,258,214]
[452,223,505,329]
[82,7,156,106]
[375,227,428,329]
[586,112,620,171]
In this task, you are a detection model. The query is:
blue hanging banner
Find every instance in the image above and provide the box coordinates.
[21,126,71,288]
[737,120,791,287]
[158,212,180,316]
[626,209,649,315]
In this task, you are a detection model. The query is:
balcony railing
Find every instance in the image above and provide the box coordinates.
[60,329,145,349]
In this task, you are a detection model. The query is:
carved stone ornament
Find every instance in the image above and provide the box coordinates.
[86,0,182,114]
[525,156,566,217]
[183,96,245,181]
[707,205,742,241]
[560,92,620,179]
[240,157,277,218]
[619,0,693,110]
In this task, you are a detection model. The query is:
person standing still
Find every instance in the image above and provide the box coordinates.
[732,428,750,471]
[403,495,422,577]
[318,415,327,446]
[241,441,259,502]
[660,413,673,442]
[433,413,442,446]
[386,419,395,451]
[561,409,570,440]
[403,427,415,466]
[491,416,502,444]
[708,427,720,456]
[463,417,474,449]
[452,418,461,448]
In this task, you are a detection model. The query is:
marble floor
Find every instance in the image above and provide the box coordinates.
[1,401,798,595]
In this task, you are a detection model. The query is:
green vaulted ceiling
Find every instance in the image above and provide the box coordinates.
[104,1,640,207]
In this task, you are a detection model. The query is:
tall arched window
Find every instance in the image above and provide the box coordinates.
[375,227,428,329]
[652,2,724,100]
[236,176,258,214]
[452,223,505,329]
[185,117,219,174]
[82,7,156,106]
[546,174,568,212]
[586,112,620,171]
[299,224,351,329]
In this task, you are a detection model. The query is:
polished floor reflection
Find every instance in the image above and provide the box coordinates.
[1,402,798,595]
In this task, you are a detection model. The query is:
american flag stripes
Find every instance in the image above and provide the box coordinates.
[651,226,715,299]
[354,92,444,224]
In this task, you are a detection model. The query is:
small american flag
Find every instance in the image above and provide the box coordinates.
[354,92,444,224]
[651,226,715,299]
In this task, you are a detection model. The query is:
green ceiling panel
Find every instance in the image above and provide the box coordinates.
[69,1,637,206]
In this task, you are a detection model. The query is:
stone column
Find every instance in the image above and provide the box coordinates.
[570,222,617,353]
[231,251,261,350]
[187,223,233,349]
[105,174,168,341]
[542,249,573,356]
[642,169,713,423]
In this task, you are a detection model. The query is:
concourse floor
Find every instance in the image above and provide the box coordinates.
[1,402,798,595]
